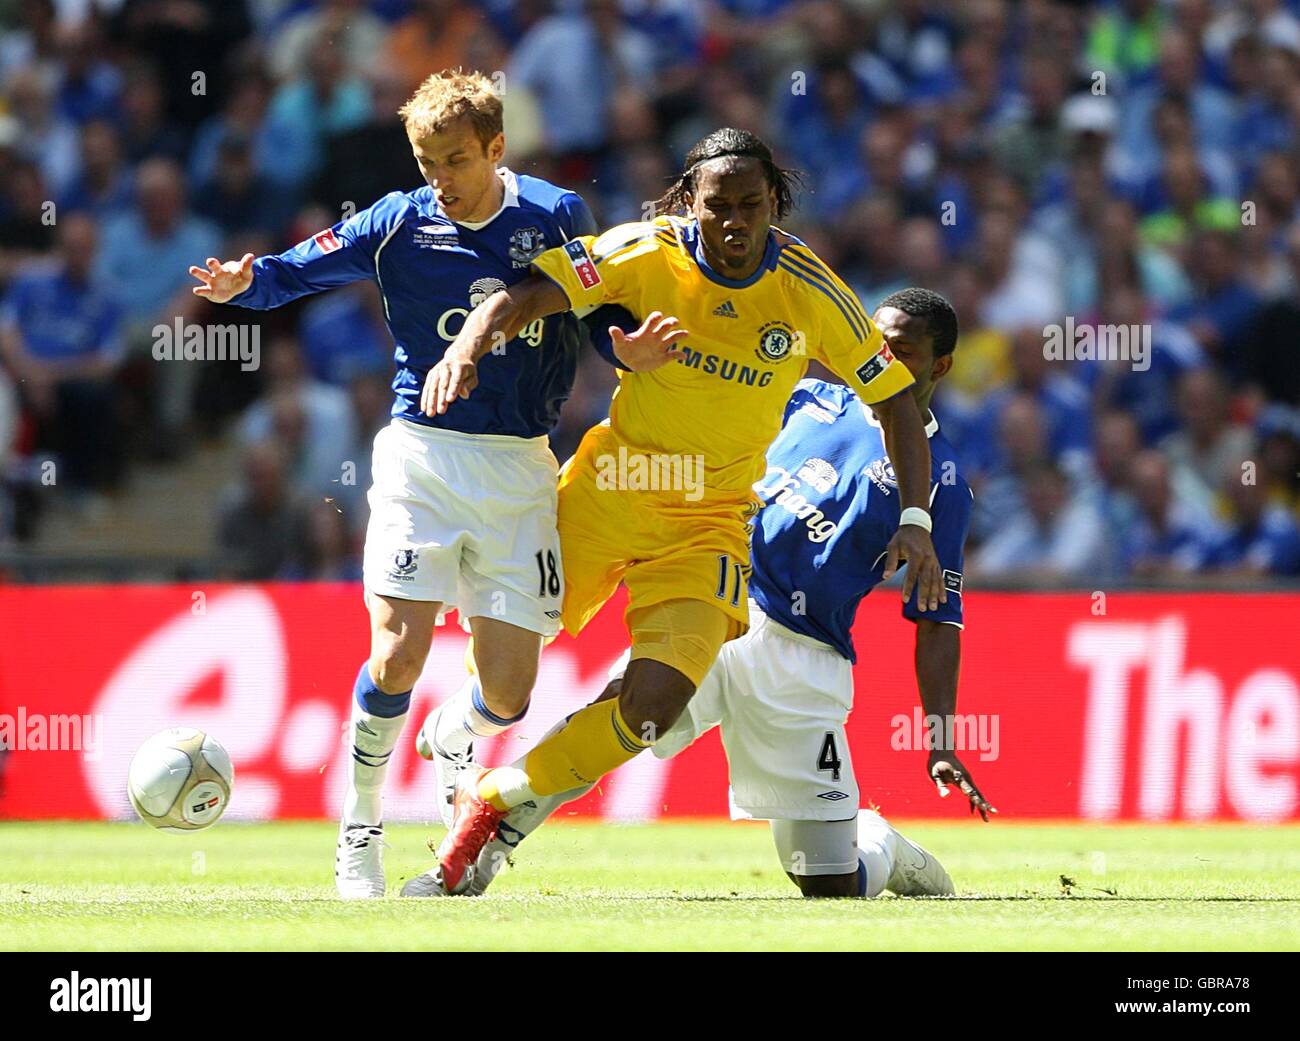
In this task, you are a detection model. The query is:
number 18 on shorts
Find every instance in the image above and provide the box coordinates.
[362,419,565,637]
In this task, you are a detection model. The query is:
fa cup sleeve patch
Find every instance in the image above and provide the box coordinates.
[855,343,895,385]
[313,228,342,254]
[563,240,601,289]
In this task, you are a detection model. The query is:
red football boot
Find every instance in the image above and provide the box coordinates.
[437,767,505,894]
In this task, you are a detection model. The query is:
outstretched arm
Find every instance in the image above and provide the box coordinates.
[189,205,390,309]
[914,619,994,820]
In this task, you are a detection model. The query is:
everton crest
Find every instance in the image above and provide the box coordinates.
[389,548,419,579]
[509,226,546,267]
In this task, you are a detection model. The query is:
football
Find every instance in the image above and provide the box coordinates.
[127,728,234,832]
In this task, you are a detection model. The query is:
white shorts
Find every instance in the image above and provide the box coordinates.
[362,418,564,636]
[649,600,858,821]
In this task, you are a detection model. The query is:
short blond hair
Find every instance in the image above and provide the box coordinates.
[398,69,503,147]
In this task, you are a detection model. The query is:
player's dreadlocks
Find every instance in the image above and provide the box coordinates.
[656,128,802,219]
[878,287,960,359]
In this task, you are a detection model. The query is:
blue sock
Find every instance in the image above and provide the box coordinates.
[353,662,411,718]
[433,676,528,755]
[471,680,528,730]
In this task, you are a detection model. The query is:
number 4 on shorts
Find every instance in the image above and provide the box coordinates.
[817,732,843,782]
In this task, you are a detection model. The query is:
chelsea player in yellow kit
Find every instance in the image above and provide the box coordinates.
[420,128,943,893]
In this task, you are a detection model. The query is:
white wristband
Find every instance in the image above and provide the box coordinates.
[899,507,932,533]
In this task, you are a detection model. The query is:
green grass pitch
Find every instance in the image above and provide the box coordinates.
[2,820,1299,951]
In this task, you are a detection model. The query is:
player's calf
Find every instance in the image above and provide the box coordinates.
[788,871,860,898]
[367,593,442,686]
[369,655,423,695]
[772,818,872,898]
[771,814,955,899]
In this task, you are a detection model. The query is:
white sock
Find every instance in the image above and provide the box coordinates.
[856,810,899,898]
[471,719,585,889]
[432,676,526,756]
[344,705,407,827]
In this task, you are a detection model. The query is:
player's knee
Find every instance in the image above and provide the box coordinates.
[617,661,694,739]
[369,638,426,694]
[475,662,536,717]
[621,601,727,737]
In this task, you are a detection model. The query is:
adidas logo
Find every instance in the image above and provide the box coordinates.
[712,299,738,318]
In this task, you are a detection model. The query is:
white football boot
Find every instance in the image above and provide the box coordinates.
[860,810,956,896]
[335,823,385,899]
[415,705,474,829]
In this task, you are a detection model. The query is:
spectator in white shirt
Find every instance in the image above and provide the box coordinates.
[973,460,1105,582]
[1160,367,1253,519]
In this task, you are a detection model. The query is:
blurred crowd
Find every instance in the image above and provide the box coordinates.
[0,0,1298,584]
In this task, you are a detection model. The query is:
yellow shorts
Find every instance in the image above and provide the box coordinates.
[557,427,756,651]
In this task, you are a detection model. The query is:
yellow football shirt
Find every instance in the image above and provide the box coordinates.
[533,216,914,495]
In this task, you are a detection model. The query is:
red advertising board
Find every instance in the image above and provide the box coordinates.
[0,584,1296,822]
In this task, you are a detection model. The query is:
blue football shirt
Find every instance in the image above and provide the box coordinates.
[750,379,974,662]
[226,168,597,438]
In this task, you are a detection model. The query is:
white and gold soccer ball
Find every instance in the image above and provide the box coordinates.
[127,727,233,832]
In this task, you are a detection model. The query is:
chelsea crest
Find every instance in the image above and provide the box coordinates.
[755,320,797,364]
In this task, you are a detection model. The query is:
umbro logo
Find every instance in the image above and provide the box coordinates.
[816,790,849,801]
[712,299,738,318]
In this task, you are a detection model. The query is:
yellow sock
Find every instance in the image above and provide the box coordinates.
[479,699,649,810]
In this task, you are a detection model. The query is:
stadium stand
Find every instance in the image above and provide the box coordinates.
[0,0,1297,585]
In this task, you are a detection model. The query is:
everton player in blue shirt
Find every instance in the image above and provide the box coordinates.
[409,288,996,900]
[188,70,681,898]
